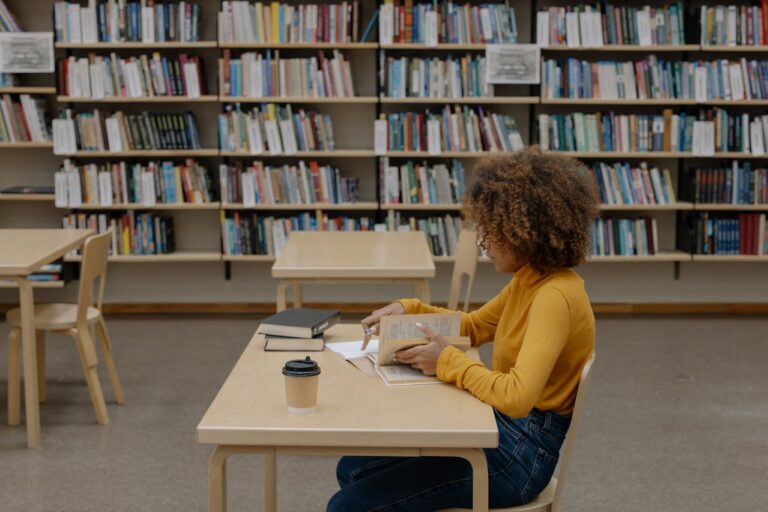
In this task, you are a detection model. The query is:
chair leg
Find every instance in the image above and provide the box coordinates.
[95,318,125,405]
[36,330,46,403]
[73,328,109,425]
[7,328,21,426]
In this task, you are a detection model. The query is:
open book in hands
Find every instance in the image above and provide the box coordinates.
[373,313,471,386]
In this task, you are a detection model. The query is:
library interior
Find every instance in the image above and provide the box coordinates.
[0,0,766,511]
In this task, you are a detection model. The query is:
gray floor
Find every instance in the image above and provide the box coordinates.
[0,314,767,512]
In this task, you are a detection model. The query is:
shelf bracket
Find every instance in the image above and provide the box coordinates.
[673,262,680,281]
[224,261,231,281]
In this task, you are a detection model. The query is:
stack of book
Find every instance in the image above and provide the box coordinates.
[59,53,206,99]
[221,49,355,98]
[379,1,517,44]
[379,158,465,205]
[378,106,523,153]
[592,217,659,256]
[591,162,676,206]
[691,163,768,204]
[536,3,684,47]
[54,159,213,207]
[62,211,176,256]
[382,54,490,99]
[54,0,202,43]
[54,109,202,152]
[0,95,51,143]
[219,1,361,43]
[259,308,341,352]
[386,212,462,256]
[699,4,768,46]
[219,160,359,206]
[218,104,335,154]
[693,213,768,255]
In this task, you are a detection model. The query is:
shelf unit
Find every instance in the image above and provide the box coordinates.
[222,202,379,211]
[54,41,218,49]
[0,194,55,202]
[57,96,219,103]
[220,96,378,104]
[0,86,56,94]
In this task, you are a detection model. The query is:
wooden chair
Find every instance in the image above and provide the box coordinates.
[439,353,596,512]
[6,231,124,427]
[447,229,480,312]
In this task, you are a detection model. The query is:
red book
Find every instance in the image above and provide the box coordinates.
[762,0,768,45]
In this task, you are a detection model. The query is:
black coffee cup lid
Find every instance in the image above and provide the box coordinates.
[283,356,321,377]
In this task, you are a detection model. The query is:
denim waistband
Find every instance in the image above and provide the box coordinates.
[527,408,571,438]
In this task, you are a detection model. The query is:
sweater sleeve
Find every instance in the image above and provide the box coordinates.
[435,286,571,418]
[398,282,510,346]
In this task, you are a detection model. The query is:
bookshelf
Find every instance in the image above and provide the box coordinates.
[57,96,219,103]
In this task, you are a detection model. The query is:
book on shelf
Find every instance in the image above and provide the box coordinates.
[536,3,684,47]
[692,213,768,255]
[54,0,201,43]
[590,162,676,206]
[62,211,176,256]
[0,185,55,195]
[259,307,340,338]
[699,4,768,47]
[379,157,464,205]
[221,49,355,98]
[379,1,517,45]
[59,53,206,99]
[688,163,768,205]
[264,334,325,351]
[591,217,659,256]
[0,94,51,143]
[542,57,768,101]
[382,52,490,99]
[219,1,360,43]
[54,159,213,208]
[376,105,523,153]
[53,109,202,153]
[218,103,335,154]
[219,160,359,206]
[386,211,461,257]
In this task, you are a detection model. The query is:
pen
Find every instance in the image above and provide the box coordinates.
[361,325,377,351]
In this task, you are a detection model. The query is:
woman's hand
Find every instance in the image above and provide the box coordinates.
[394,323,450,376]
[361,301,406,348]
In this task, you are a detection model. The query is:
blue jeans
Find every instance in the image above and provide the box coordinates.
[327,408,571,512]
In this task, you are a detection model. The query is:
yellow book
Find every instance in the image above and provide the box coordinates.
[121,225,130,255]
[173,166,184,203]
[255,2,264,42]
[271,2,279,43]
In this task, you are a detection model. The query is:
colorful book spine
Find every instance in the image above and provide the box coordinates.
[591,217,659,256]
[590,162,675,206]
[693,213,768,255]
[383,54,489,98]
[0,94,52,143]
[693,163,768,204]
[62,211,176,255]
[385,211,462,256]
[379,158,465,205]
[700,5,768,46]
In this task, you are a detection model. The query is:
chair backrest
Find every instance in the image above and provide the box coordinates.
[551,352,595,512]
[447,229,480,312]
[76,231,111,325]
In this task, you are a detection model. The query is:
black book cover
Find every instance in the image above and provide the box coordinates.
[259,308,341,338]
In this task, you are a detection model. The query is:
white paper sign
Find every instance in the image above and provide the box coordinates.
[374,119,388,155]
[52,119,77,155]
[486,44,540,84]
[692,121,715,156]
[0,32,54,73]
[427,119,441,155]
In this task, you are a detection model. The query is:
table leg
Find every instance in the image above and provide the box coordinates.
[423,447,488,511]
[413,279,431,304]
[208,446,231,512]
[13,277,40,449]
[292,284,303,308]
[264,450,277,512]
[276,281,290,312]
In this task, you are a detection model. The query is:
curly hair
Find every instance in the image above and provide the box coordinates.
[464,146,599,274]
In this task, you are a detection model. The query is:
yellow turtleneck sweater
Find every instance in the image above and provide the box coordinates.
[399,265,594,418]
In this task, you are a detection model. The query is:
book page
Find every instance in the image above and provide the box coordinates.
[368,354,441,386]
[378,313,461,365]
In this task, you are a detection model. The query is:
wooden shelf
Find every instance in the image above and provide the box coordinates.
[0,86,56,95]
[699,45,768,52]
[550,151,762,159]
[692,255,768,262]
[0,142,54,148]
[381,96,539,105]
[384,150,498,158]
[0,194,55,202]
[220,96,377,104]
[0,280,65,289]
[58,95,218,103]
[432,255,456,263]
[222,202,378,211]
[220,150,375,158]
[219,42,377,49]
[382,43,486,50]
[71,149,219,157]
[693,203,768,211]
[586,251,692,262]
[541,98,698,105]
[542,44,699,52]
[384,203,463,211]
[68,203,221,211]
[64,251,221,262]
[55,41,218,49]
[600,202,693,211]
[223,254,276,262]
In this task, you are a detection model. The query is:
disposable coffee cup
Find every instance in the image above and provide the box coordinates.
[283,356,321,413]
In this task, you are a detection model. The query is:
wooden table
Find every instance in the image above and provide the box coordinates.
[197,324,498,512]
[271,231,436,311]
[0,229,94,448]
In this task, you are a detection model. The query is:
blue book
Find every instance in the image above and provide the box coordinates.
[360,9,379,42]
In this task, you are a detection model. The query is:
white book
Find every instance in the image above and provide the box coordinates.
[729,63,744,101]
[183,62,201,98]
[246,118,264,155]
[105,117,124,152]
[751,120,765,156]
[374,119,388,155]
[379,4,394,44]
[536,12,550,47]
[55,171,69,207]
[566,12,580,47]
[427,119,441,155]
[53,119,77,155]
[727,5,737,46]
[578,12,592,47]
[636,9,652,46]
[279,118,298,155]
[141,0,155,42]
[98,172,113,206]
[70,4,82,42]
[242,171,257,207]
[90,63,105,99]
[590,12,604,47]
[141,172,156,206]
[695,66,708,103]
[425,11,438,46]
[692,121,715,156]
[479,8,493,41]
[265,119,283,154]
[67,170,82,207]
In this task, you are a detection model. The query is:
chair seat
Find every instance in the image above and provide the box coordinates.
[438,478,556,512]
[6,303,102,330]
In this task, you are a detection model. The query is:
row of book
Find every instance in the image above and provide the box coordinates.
[54,0,201,43]
[537,110,768,154]
[591,217,659,256]
[218,161,359,206]
[691,164,768,205]
[386,212,463,257]
[219,1,361,43]
[536,3,685,47]
[221,50,355,98]
[54,110,202,153]
[59,54,205,99]
[699,4,768,46]
[218,104,335,154]
[0,95,51,143]
[377,106,523,153]
[379,1,518,44]
[692,213,767,255]
[590,162,676,206]
[382,54,490,99]
[542,57,768,101]
[379,158,465,205]
[54,159,213,208]
[0,0,20,32]
[62,212,176,256]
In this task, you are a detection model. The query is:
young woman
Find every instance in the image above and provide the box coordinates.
[326,147,599,512]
